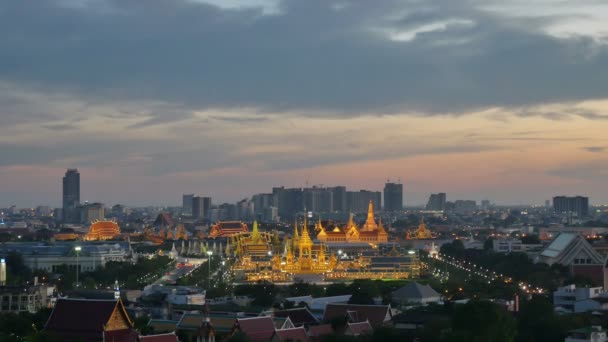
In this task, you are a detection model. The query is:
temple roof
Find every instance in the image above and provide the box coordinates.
[45,298,133,341]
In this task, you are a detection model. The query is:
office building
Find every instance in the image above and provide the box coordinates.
[383,182,403,212]
[425,193,446,211]
[330,186,347,213]
[453,200,477,215]
[62,169,80,223]
[80,202,105,223]
[272,187,304,220]
[554,196,590,218]
[192,196,211,220]
[346,190,381,214]
[182,194,194,215]
[304,186,334,213]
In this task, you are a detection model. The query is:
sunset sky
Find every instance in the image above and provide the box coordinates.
[1,0,608,207]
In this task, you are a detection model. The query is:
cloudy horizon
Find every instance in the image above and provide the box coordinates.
[1,0,608,207]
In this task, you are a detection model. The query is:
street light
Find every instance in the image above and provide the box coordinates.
[74,246,82,288]
[206,251,213,290]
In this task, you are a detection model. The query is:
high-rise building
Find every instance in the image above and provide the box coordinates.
[330,186,347,213]
[383,182,403,212]
[426,193,446,211]
[192,196,211,220]
[553,196,589,218]
[346,190,381,213]
[182,194,194,215]
[453,200,477,215]
[62,169,80,223]
[304,186,334,213]
[80,202,105,223]
[272,187,304,220]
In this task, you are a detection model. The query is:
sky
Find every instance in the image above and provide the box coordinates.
[1,0,608,207]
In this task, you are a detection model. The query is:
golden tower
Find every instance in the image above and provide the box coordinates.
[361,200,379,232]
[299,217,313,271]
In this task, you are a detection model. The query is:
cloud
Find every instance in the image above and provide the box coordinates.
[547,160,608,181]
[1,0,608,118]
[582,146,606,152]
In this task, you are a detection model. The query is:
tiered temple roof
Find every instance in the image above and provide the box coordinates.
[209,221,249,238]
[84,220,121,241]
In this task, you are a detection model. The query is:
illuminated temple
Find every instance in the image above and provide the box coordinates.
[84,220,121,241]
[316,201,388,244]
[406,218,436,240]
[231,218,420,282]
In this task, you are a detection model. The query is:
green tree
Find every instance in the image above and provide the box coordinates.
[449,300,517,342]
[484,238,494,250]
[82,276,97,289]
[517,296,565,342]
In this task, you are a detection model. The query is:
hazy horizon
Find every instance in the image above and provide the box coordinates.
[1,0,608,207]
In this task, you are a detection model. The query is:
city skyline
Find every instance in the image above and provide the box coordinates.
[1,0,608,207]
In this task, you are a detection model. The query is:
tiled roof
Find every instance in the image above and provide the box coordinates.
[307,324,333,338]
[274,327,309,342]
[345,321,373,336]
[147,320,178,333]
[323,304,391,327]
[392,282,440,300]
[272,308,319,326]
[236,316,276,342]
[103,329,139,342]
[139,333,179,342]
[45,298,132,341]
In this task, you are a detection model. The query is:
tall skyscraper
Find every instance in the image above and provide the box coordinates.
[62,169,80,223]
[192,196,211,220]
[383,182,403,212]
[553,196,589,218]
[182,194,194,215]
[426,193,447,211]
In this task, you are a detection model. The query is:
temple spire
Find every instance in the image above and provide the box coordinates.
[361,200,378,231]
[294,219,300,239]
[251,220,261,243]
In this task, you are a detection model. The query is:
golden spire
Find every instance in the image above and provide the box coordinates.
[300,217,313,246]
[294,219,300,239]
[361,200,378,232]
[251,220,261,243]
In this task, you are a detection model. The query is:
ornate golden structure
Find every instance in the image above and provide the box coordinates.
[316,201,388,244]
[84,220,121,241]
[406,218,436,240]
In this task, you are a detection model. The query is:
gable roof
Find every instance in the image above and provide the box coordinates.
[392,282,440,300]
[274,326,309,342]
[307,324,333,338]
[139,333,179,342]
[323,304,392,327]
[345,321,373,336]
[271,308,319,326]
[540,233,604,265]
[45,298,133,341]
[147,319,178,333]
[236,316,276,342]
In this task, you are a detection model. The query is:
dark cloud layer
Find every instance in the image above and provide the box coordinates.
[1,0,608,117]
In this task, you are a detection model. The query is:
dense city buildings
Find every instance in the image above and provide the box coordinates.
[62,169,80,223]
[192,196,211,220]
[554,196,590,218]
[182,194,194,216]
[383,181,403,212]
[425,193,446,211]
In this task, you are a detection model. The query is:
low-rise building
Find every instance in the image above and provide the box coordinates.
[0,285,54,313]
[538,233,604,284]
[553,284,605,313]
[391,282,441,305]
[565,326,607,342]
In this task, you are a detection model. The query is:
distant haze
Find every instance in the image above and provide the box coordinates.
[1,0,608,207]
